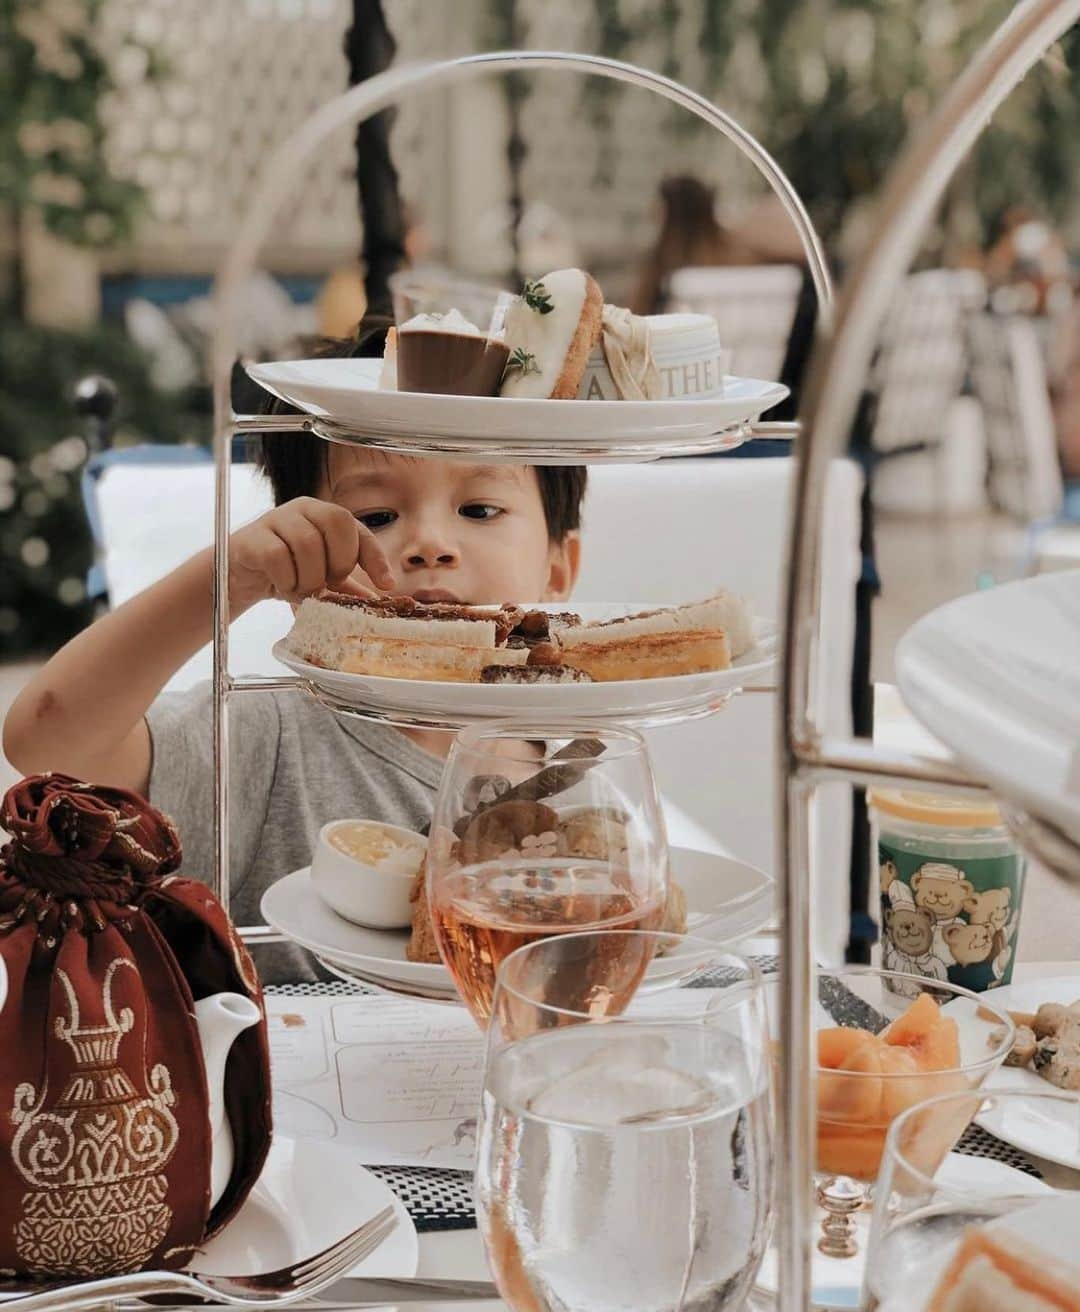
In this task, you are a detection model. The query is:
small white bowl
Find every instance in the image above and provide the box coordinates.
[310,819,426,930]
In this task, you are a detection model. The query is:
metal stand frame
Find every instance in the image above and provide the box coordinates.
[209,53,832,921]
[205,18,1080,1307]
[779,1,1080,1304]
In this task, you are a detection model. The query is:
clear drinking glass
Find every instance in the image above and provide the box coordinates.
[865,1088,1080,1310]
[426,723,670,1027]
[476,932,773,1312]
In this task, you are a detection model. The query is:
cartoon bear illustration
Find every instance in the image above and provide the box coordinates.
[963,887,1017,982]
[911,863,975,920]
[883,905,949,997]
[944,921,995,964]
[943,920,1000,992]
[963,887,1011,932]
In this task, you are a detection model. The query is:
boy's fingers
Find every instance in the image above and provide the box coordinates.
[298,501,395,593]
[328,567,384,599]
[353,524,395,591]
[264,529,299,597]
[287,516,329,597]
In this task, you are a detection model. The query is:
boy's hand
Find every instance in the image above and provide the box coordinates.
[228,498,396,612]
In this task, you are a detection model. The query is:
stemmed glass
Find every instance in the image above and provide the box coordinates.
[756,968,1014,1309]
[865,1088,1080,1310]
[808,969,1014,1216]
[426,722,670,1026]
[475,931,774,1312]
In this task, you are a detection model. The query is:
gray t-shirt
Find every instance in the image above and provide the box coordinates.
[146,683,444,984]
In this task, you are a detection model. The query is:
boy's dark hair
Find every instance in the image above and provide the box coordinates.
[254,315,587,541]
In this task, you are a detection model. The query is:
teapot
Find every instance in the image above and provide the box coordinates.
[194,991,263,1209]
[0,967,258,1213]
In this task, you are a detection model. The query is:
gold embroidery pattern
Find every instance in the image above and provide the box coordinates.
[10,959,181,1275]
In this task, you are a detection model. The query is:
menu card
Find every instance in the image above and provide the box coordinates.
[267,994,484,1169]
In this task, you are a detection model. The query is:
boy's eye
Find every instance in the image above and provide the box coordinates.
[356,510,397,530]
[459,503,502,521]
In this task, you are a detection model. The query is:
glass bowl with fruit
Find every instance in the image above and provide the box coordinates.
[772,968,1015,1265]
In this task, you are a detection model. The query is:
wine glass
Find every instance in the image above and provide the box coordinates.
[476,931,773,1312]
[865,1088,1080,1310]
[426,722,670,1026]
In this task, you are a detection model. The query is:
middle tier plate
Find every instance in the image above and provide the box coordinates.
[262,847,775,999]
[246,357,789,461]
[273,607,777,731]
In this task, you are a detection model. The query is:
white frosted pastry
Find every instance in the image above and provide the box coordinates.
[499,268,603,399]
[578,311,728,401]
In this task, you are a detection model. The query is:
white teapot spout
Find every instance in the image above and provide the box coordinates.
[193,991,261,1209]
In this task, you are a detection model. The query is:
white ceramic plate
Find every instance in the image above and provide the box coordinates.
[978,975,1080,1170]
[246,357,789,459]
[196,1134,417,1277]
[0,1135,417,1298]
[895,571,1080,844]
[261,847,774,996]
[274,606,777,731]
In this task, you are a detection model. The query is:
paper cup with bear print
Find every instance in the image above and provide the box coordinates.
[871,790,1026,996]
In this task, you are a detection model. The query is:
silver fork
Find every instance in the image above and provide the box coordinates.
[0,1205,397,1312]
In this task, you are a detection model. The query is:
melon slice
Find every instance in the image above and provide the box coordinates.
[818,1026,876,1070]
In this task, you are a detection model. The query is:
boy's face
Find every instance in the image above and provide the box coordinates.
[321,446,580,605]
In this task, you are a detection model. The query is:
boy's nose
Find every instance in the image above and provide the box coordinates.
[406,548,457,568]
[401,528,460,570]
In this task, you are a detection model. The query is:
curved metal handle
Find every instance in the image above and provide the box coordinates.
[211,50,832,408]
[207,49,836,940]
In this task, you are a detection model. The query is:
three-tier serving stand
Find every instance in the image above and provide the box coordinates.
[207,10,1080,1306]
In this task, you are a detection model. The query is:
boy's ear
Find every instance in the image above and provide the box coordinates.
[544,532,581,601]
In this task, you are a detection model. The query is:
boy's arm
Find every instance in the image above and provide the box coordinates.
[3,497,394,794]
[4,549,217,793]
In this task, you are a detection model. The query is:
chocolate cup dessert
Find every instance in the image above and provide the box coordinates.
[397,329,510,396]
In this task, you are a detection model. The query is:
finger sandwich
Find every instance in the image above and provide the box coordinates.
[285,593,526,682]
[555,592,751,683]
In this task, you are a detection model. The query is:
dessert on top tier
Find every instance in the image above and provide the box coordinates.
[578,310,728,401]
[379,266,731,402]
[499,269,604,400]
[396,307,509,396]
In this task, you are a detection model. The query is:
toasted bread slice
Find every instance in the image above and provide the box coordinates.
[340,636,528,683]
[285,593,522,668]
[500,269,604,400]
[560,631,730,682]
[558,592,753,661]
[928,1226,1080,1311]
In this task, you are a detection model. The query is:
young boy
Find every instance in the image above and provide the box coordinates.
[4,324,587,981]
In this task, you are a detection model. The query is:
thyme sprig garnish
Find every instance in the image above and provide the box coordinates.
[521,279,554,315]
[503,347,540,380]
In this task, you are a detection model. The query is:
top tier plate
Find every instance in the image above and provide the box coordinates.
[246,358,789,463]
[895,569,1080,844]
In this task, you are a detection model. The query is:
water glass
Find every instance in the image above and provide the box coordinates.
[476,931,773,1312]
[865,1088,1080,1310]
